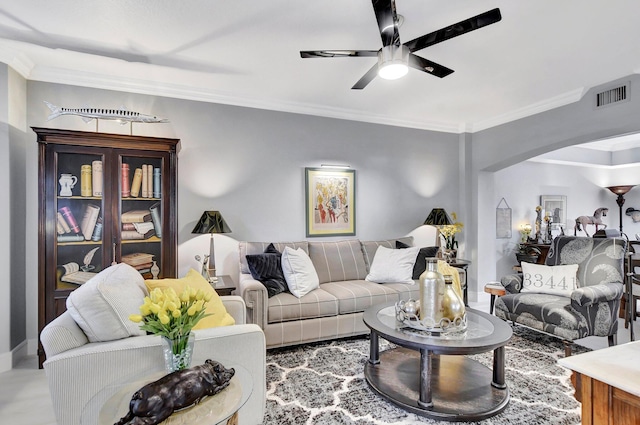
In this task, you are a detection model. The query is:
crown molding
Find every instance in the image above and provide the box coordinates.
[27,65,462,133]
[470,88,585,132]
[0,48,34,78]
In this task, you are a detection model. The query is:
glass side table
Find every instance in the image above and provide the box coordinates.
[81,364,252,425]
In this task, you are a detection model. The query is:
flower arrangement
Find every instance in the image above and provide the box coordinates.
[519,223,532,244]
[130,286,212,371]
[440,212,463,250]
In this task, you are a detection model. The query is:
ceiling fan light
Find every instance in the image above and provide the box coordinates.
[378,45,409,80]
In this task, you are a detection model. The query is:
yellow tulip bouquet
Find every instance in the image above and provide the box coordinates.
[130,286,212,371]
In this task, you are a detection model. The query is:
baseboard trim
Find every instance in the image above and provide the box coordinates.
[0,340,29,372]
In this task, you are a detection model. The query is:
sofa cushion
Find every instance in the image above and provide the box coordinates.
[361,236,414,272]
[246,244,289,297]
[383,282,420,301]
[66,263,148,343]
[267,288,339,323]
[239,241,309,274]
[308,240,368,284]
[365,245,419,284]
[321,280,400,314]
[144,269,235,329]
[520,262,578,297]
[396,240,440,279]
[281,246,320,298]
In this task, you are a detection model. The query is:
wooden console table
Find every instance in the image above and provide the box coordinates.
[558,341,640,424]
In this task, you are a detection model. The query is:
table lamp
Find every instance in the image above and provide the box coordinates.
[607,185,636,233]
[424,208,453,258]
[424,208,453,227]
[191,211,232,282]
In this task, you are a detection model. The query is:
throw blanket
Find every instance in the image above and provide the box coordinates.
[437,260,463,300]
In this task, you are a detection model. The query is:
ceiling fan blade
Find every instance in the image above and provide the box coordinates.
[408,54,454,78]
[372,0,401,47]
[300,50,378,58]
[351,63,379,90]
[404,8,502,53]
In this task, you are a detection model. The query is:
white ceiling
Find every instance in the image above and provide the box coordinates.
[1,0,640,138]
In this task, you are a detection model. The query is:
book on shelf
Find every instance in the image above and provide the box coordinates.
[57,234,85,242]
[141,164,149,198]
[153,168,161,198]
[147,165,153,198]
[121,229,156,240]
[57,262,97,285]
[122,223,136,231]
[149,202,162,238]
[130,167,143,197]
[131,261,153,271]
[121,210,152,223]
[56,212,71,234]
[121,163,131,198]
[80,204,100,241]
[91,217,103,241]
[59,206,80,233]
[92,160,103,197]
[121,252,154,267]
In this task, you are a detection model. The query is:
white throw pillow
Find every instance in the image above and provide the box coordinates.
[66,263,149,342]
[281,246,320,298]
[520,262,579,297]
[366,245,419,284]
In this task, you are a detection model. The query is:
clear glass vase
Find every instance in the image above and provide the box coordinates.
[161,332,195,373]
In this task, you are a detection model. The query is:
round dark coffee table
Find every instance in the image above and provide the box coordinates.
[363,302,512,422]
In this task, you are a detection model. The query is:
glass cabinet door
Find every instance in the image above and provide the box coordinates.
[54,151,106,291]
[118,153,167,279]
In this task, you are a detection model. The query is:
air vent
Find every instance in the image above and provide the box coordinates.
[596,84,628,108]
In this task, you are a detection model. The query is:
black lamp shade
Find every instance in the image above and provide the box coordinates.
[424,208,453,226]
[191,211,232,234]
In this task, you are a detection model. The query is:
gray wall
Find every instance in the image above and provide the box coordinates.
[493,160,640,279]
[471,75,640,291]
[0,65,28,370]
[15,81,461,358]
[4,70,640,367]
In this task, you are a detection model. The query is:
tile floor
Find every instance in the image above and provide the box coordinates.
[1,299,637,425]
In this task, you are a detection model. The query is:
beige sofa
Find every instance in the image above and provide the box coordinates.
[238,232,464,349]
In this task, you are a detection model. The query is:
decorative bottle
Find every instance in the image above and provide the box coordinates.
[419,258,445,327]
[442,274,466,324]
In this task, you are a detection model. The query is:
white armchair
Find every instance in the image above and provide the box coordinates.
[41,296,266,425]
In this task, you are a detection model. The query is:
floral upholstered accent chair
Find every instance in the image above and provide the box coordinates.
[495,236,626,356]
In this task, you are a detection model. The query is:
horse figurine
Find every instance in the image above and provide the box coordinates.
[574,207,608,236]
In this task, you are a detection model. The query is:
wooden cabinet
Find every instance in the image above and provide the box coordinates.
[573,373,640,425]
[34,127,180,366]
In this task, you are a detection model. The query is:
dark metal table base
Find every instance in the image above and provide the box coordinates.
[364,347,509,422]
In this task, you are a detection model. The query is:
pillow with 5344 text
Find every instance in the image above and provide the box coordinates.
[520,262,578,297]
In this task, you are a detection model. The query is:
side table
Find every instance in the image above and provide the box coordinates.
[448,259,471,305]
[484,282,506,314]
[84,365,252,425]
[210,275,236,296]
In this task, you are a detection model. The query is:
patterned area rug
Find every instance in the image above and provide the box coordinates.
[264,326,589,425]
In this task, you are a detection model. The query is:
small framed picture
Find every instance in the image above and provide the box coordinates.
[540,195,567,228]
[305,167,355,237]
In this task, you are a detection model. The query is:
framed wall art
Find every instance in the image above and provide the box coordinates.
[540,195,567,228]
[305,167,355,237]
[496,198,512,239]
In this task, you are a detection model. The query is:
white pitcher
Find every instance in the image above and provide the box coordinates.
[59,173,77,196]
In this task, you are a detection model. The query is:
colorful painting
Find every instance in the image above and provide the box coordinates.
[305,167,355,237]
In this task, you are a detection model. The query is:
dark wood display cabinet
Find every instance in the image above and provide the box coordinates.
[34,127,180,367]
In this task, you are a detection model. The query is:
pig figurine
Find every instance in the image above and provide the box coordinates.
[115,359,235,425]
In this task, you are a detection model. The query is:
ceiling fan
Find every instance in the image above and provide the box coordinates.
[300,0,501,89]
